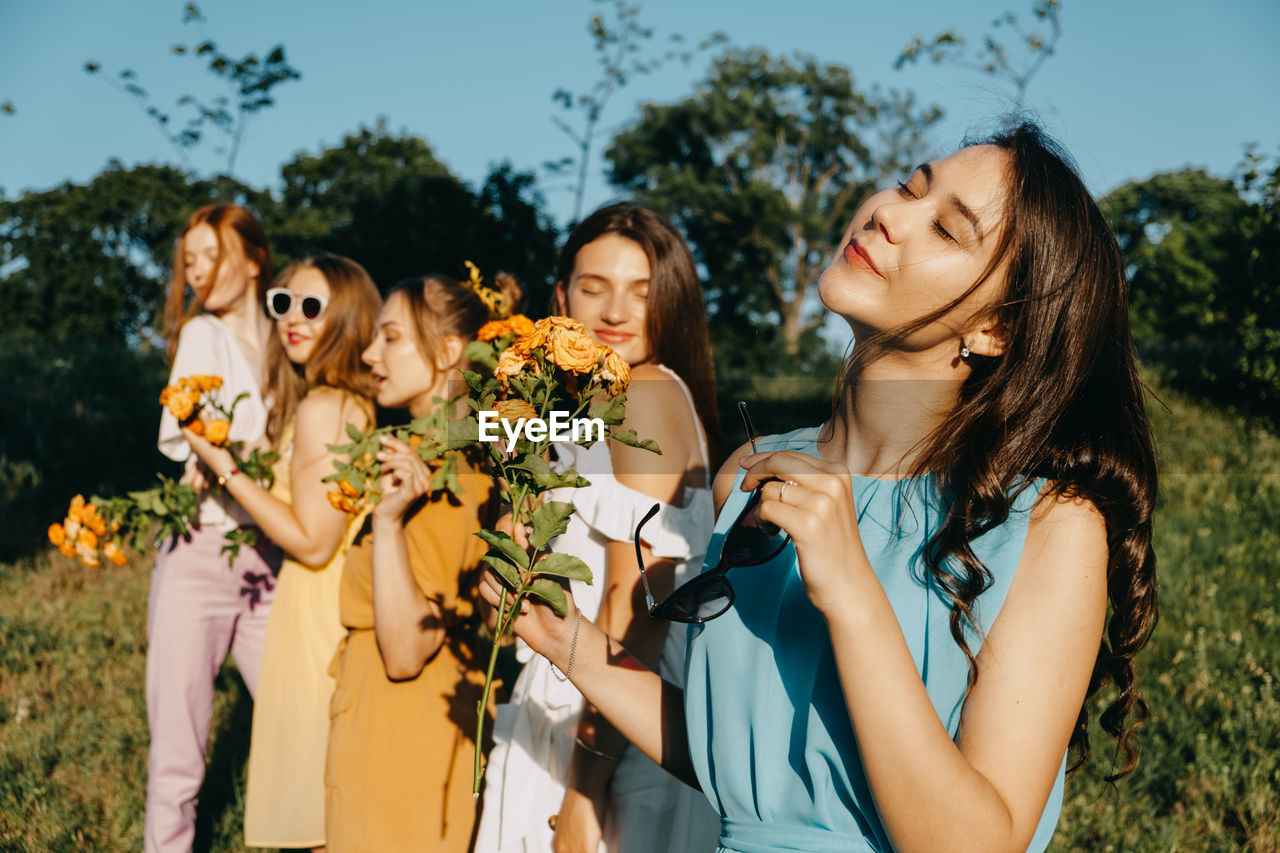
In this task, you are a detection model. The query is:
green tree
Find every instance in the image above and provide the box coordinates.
[547,0,724,223]
[606,47,941,374]
[273,123,558,301]
[0,165,266,349]
[896,0,1061,114]
[1102,164,1279,416]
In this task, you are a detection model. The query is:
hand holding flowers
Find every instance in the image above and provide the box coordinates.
[464,314,658,793]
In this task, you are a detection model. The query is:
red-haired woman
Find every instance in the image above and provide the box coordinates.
[182,254,381,851]
[146,203,278,853]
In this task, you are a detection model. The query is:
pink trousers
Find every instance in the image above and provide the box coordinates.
[144,525,280,853]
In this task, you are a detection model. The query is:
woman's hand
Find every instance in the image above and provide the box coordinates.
[179,459,214,496]
[181,426,236,482]
[372,434,431,521]
[551,787,606,853]
[477,564,582,667]
[739,450,871,616]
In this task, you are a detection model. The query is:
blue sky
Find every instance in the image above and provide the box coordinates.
[2,0,1278,227]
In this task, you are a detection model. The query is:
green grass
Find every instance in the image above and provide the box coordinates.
[1,382,1277,851]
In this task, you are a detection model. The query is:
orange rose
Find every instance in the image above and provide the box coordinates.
[597,345,632,394]
[205,419,231,446]
[78,528,98,549]
[78,541,100,568]
[495,346,534,386]
[58,540,78,559]
[63,517,81,540]
[187,419,205,437]
[407,434,423,451]
[167,389,200,422]
[104,541,128,566]
[544,324,599,374]
[85,513,108,538]
[477,319,513,342]
[158,386,173,406]
[495,399,538,423]
[339,480,360,499]
[522,315,584,351]
[67,494,85,523]
[509,314,535,337]
[194,374,223,391]
[48,523,66,546]
[327,491,350,512]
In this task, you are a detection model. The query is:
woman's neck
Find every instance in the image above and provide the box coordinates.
[214,290,271,378]
[823,347,966,478]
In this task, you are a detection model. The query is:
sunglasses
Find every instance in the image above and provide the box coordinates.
[634,401,791,623]
[266,287,328,322]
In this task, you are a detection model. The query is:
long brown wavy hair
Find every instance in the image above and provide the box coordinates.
[163,203,272,364]
[835,122,1158,779]
[555,202,722,463]
[263,254,381,443]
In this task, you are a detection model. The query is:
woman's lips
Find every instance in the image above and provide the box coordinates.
[595,329,633,344]
[844,239,881,276]
[287,332,308,346]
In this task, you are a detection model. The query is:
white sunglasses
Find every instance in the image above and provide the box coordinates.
[266,287,329,322]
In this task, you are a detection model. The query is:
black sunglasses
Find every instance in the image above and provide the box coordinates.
[634,401,791,623]
[266,287,328,322]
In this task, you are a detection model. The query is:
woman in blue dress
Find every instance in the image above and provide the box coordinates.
[482,122,1157,853]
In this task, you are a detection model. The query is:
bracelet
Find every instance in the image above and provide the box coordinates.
[216,466,241,488]
[574,735,622,761]
[551,610,583,683]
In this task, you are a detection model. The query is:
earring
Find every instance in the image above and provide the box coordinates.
[960,339,972,360]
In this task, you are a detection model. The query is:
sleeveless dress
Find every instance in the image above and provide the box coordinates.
[684,426,1066,853]
[243,393,372,848]
[324,456,495,852]
[476,364,722,853]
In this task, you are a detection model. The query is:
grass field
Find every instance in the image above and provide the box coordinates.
[1,382,1277,851]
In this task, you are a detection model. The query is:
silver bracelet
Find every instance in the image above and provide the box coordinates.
[574,735,622,761]
[551,610,583,683]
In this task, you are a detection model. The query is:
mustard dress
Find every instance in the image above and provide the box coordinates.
[324,456,495,853]
[243,396,371,848]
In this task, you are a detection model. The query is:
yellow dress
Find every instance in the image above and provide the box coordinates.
[324,455,495,853]
[243,397,371,848]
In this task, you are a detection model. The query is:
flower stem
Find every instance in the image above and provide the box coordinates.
[474,586,511,795]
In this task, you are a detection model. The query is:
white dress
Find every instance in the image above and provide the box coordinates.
[475,365,722,853]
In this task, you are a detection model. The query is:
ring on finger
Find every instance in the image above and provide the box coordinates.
[778,479,799,502]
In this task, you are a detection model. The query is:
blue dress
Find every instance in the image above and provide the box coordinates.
[684,427,1065,853]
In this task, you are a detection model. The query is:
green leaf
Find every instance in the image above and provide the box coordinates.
[346,422,364,442]
[529,500,575,551]
[465,340,498,369]
[609,429,662,454]
[531,551,592,583]
[588,395,627,424]
[527,577,568,616]
[481,554,523,590]
[475,529,530,570]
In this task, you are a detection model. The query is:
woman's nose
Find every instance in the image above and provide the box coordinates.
[871,199,910,244]
[602,293,628,324]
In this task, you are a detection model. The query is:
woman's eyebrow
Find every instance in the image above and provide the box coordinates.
[919,162,986,243]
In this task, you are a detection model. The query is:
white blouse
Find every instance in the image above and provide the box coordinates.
[157,314,268,532]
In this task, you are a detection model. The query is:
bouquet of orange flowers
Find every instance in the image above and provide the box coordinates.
[47,374,276,568]
[464,314,659,793]
[47,475,198,569]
